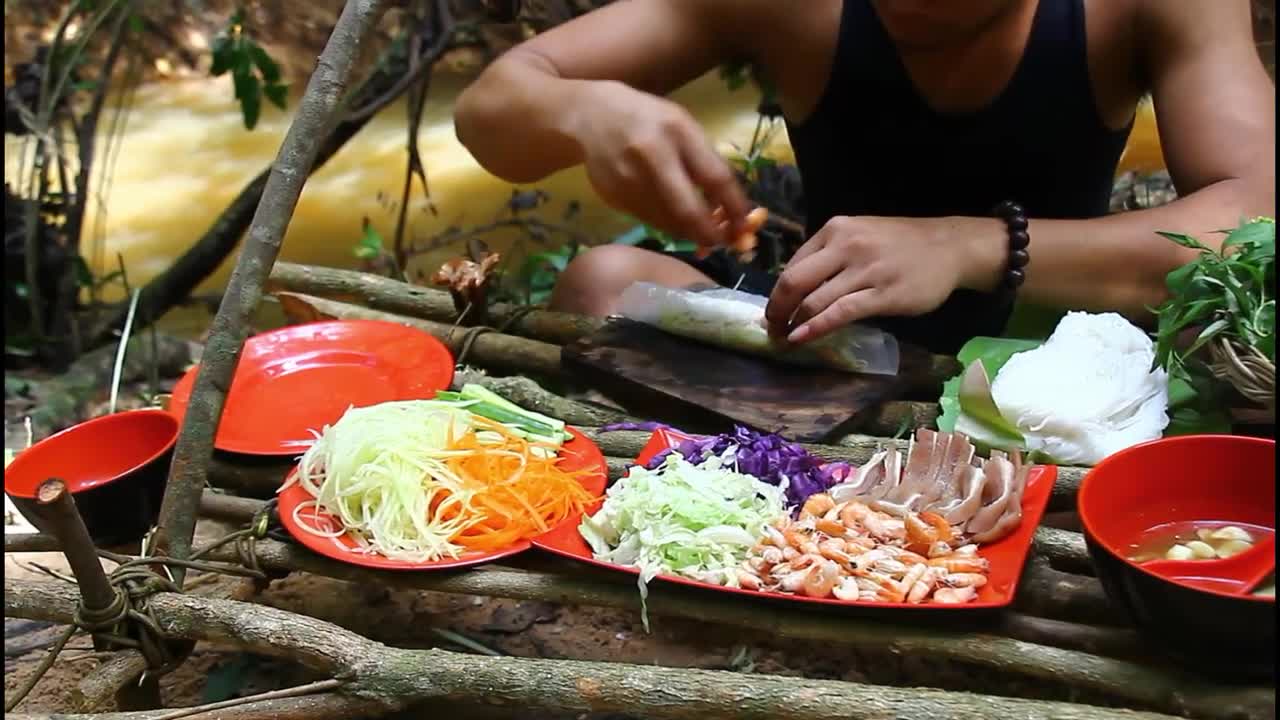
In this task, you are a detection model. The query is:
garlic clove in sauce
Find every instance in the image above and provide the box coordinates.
[1165,544,1195,560]
[1209,526,1253,543]
[1214,539,1253,559]
[1184,540,1218,559]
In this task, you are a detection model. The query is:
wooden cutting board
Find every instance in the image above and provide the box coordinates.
[563,319,929,441]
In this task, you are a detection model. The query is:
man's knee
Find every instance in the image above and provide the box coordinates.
[550,245,642,316]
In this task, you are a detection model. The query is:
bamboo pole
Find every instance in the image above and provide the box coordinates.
[153,0,388,577]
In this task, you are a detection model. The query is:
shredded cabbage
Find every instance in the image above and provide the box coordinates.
[579,453,788,629]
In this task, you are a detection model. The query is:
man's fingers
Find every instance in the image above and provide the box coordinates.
[788,289,882,344]
[651,153,719,245]
[679,130,752,231]
[789,270,870,326]
[764,245,840,330]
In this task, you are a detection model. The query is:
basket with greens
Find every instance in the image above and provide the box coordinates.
[1153,217,1275,418]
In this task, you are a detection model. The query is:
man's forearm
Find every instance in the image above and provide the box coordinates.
[454,53,592,183]
[954,178,1275,323]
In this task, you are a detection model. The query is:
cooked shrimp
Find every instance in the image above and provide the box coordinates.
[940,572,988,588]
[818,539,854,566]
[927,556,990,573]
[897,563,928,595]
[762,524,787,548]
[918,511,955,542]
[932,586,978,604]
[927,541,954,558]
[802,560,841,598]
[737,570,763,591]
[778,569,808,594]
[815,518,848,537]
[801,493,836,518]
[832,577,862,601]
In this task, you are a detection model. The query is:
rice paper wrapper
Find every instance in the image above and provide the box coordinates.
[616,282,900,376]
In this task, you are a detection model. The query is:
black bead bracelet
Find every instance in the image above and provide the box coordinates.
[992,200,1030,291]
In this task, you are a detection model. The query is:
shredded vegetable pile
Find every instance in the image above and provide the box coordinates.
[645,426,848,510]
[579,452,788,627]
[285,399,595,562]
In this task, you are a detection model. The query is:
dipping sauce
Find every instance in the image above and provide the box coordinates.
[1125,521,1274,563]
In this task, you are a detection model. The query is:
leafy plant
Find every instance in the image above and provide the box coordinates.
[1152,217,1275,376]
[210,8,289,130]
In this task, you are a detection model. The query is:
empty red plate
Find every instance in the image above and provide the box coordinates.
[533,428,1056,611]
[276,427,608,570]
[169,320,455,456]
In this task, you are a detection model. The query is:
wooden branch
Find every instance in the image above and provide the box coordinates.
[274,291,561,376]
[6,578,1208,720]
[5,533,65,553]
[269,260,607,345]
[154,0,389,577]
[8,333,192,440]
[1014,557,1116,627]
[7,693,383,720]
[72,651,149,711]
[266,262,962,393]
[34,479,116,612]
[1034,525,1095,576]
[997,615,1149,663]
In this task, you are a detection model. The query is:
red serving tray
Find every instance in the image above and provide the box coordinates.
[277,427,608,570]
[532,428,1055,610]
[170,320,455,456]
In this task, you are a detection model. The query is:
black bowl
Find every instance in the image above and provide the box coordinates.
[1078,435,1275,681]
[5,409,179,546]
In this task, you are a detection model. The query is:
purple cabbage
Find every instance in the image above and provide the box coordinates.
[644,426,851,509]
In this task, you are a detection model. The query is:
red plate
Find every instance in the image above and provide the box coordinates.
[277,427,608,570]
[169,320,455,456]
[533,428,1055,611]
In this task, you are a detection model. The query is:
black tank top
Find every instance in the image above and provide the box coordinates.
[786,0,1132,354]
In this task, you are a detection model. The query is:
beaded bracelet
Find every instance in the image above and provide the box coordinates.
[992,200,1030,291]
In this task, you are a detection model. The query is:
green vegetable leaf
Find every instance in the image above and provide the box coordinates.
[233,72,261,129]
[262,82,288,110]
[248,43,282,84]
[937,336,1041,434]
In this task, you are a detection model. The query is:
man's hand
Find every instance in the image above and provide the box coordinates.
[573,81,753,247]
[764,215,1007,343]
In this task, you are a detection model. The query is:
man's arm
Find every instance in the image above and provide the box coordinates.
[454,0,763,243]
[455,1,741,183]
[955,0,1274,320]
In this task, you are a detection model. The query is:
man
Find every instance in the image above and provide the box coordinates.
[455,0,1274,353]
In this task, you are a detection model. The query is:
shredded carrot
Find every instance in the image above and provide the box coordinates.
[439,416,598,552]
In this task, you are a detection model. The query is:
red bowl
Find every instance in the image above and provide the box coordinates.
[1078,434,1275,679]
[4,409,179,545]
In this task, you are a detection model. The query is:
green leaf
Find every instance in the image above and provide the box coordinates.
[262,82,288,110]
[72,256,94,287]
[612,225,649,246]
[955,360,1026,442]
[936,336,1041,434]
[233,72,261,129]
[248,43,282,84]
[359,223,384,251]
[210,35,234,76]
[1156,230,1211,251]
[127,13,144,33]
